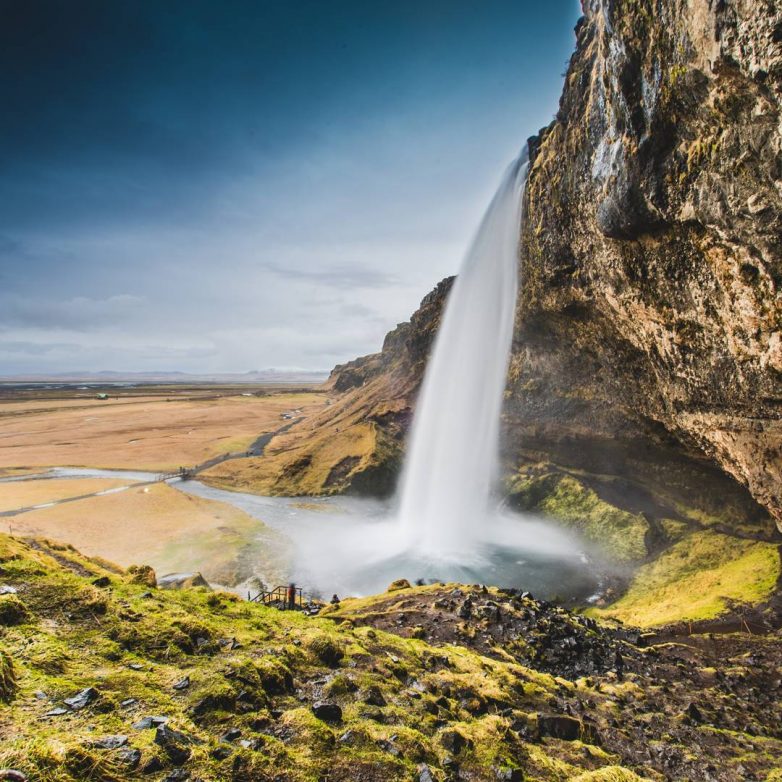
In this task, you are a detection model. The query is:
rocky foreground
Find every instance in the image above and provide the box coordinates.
[1,535,781,782]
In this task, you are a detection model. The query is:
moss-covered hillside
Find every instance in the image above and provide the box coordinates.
[1,535,782,782]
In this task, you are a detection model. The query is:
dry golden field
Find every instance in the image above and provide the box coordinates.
[0,389,326,472]
[0,477,136,512]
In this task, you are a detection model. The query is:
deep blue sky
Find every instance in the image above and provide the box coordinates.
[0,0,581,374]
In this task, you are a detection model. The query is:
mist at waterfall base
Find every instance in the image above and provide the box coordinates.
[290,152,596,599]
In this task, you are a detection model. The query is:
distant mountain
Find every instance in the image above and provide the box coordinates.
[0,369,329,384]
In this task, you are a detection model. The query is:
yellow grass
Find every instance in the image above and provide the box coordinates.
[0,392,324,472]
[592,530,781,627]
[6,482,287,588]
[0,478,135,512]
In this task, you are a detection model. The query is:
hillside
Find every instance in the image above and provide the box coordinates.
[1,535,781,781]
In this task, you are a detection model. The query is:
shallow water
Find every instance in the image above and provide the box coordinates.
[4,467,601,600]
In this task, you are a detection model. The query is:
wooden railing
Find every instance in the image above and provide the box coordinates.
[248,585,304,609]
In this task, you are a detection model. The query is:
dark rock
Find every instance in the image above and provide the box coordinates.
[64,687,99,711]
[418,764,435,782]
[210,745,232,760]
[361,686,387,707]
[685,702,704,723]
[219,728,242,742]
[91,734,128,749]
[311,701,342,723]
[133,716,169,730]
[163,770,190,782]
[172,676,190,691]
[154,724,193,765]
[495,769,523,782]
[91,576,111,588]
[117,748,142,769]
[439,728,467,754]
[538,713,582,741]
[239,738,263,751]
[457,598,473,619]
[140,755,164,774]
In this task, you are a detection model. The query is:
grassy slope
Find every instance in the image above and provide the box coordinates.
[592,530,780,627]
[0,534,661,782]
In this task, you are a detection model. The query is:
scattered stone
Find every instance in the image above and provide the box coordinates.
[44,707,68,717]
[495,768,523,782]
[117,748,141,769]
[538,714,582,741]
[457,598,473,619]
[361,686,387,707]
[219,728,242,742]
[128,663,145,671]
[418,763,435,782]
[311,701,342,723]
[91,734,128,750]
[338,730,355,744]
[154,724,193,765]
[239,738,263,751]
[0,585,18,595]
[133,715,169,730]
[684,702,704,723]
[210,746,232,760]
[121,698,138,708]
[64,687,99,711]
[172,676,190,691]
[91,576,111,588]
[163,770,190,782]
[439,729,467,754]
[140,755,164,774]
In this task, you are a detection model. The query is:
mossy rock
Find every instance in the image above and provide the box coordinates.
[126,564,157,587]
[306,633,345,667]
[0,594,30,625]
[0,648,16,702]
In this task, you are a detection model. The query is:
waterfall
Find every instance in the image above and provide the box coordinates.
[397,150,529,559]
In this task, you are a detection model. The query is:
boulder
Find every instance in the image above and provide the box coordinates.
[63,687,99,711]
[312,701,342,723]
[158,572,211,591]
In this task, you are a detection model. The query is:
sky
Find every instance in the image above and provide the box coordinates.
[0,0,581,375]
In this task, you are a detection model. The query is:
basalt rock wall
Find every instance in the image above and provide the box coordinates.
[511,0,782,527]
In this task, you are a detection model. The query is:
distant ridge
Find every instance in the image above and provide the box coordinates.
[0,369,329,384]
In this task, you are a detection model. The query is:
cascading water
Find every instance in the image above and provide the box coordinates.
[397,151,529,559]
[285,148,596,597]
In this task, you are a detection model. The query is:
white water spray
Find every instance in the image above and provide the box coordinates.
[396,151,529,558]
[260,149,593,597]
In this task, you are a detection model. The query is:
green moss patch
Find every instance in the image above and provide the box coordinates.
[509,473,649,562]
[592,531,780,627]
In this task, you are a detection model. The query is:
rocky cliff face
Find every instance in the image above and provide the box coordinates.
[513,0,782,530]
